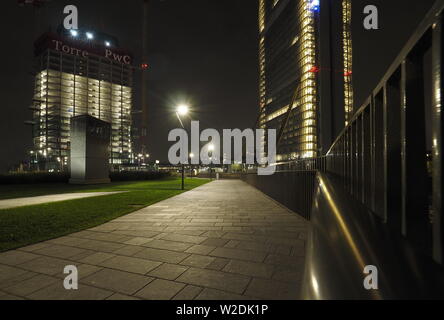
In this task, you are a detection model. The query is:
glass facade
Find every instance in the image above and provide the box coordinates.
[257,0,353,160]
[342,0,353,125]
[31,43,133,171]
[258,0,318,161]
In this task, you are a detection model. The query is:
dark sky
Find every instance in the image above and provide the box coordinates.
[0,0,436,172]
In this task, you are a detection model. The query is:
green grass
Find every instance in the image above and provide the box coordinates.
[0,178,210,252]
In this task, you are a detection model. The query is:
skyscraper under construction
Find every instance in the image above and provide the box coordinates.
[257,0,353,161]
[30,27,134,171]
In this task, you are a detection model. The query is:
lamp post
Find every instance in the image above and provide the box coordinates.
[175,104,189,190]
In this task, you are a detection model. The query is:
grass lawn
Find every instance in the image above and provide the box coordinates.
[0,177,210,252]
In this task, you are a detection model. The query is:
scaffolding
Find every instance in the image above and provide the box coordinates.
[31,46,133,171]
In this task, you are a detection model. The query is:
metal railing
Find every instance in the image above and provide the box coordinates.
[245,0,444,266]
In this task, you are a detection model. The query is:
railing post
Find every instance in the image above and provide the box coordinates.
[432,16,443,264]
[371,94,376,213]
[400,55,429,249]
[382,85,388,223]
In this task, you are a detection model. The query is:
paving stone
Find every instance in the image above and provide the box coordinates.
[148,263,188,280]
[99,255,161,274]
[18,256,74,276]
[112,245,145,256]
[27,282,113,300]
[180,255,215,268]
[244,278,300,300]
[0,291,24,300]
[172,285,203,300]
[142,239,193,252]
[33,244,89,259]
[0,251,39,266]
[82,268,153,295]
[201,238,229,247]
[135,279,185,300]
[185,244,215,255]
[18,243,52,252]
[264,254,305,267]
[195,288,253,300]
[124,237,153,246]
[0,180,307,300]
[177,267,250,294]
[159,233,206,244]
[0,265,36,289]
[223,260,274,278]
[206,258,230,271]
[79,252,115,265]
[106,293,141,300]
[3,274,58,296]
[134,248,190,264]
[209,247,267,263]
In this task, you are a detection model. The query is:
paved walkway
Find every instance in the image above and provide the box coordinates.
[0,180,308,300]
[0,192,125,210]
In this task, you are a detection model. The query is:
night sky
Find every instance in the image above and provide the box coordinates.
[0,0,436,172]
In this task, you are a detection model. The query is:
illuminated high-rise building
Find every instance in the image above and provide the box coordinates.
[257,0,353,160]
[30,27,134,171]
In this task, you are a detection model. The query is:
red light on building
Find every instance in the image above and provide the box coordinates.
[141,63,148,70]
[344,70,352,77]
[309,66,319,73]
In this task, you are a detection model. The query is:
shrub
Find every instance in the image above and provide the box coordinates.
[0,171,171,184]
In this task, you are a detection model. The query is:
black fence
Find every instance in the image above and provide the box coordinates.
[242,170,316,220]
[245,0,444,265]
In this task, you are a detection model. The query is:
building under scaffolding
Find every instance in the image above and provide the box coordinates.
[30,28,134,171]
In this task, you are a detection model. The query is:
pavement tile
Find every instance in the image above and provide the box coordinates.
[206,258,230,271]
[245,278,300,300]
[172,285,203,300]
[180,255,215,268]
[201,238,229,247]
[0,251,40,266]
[99,255,161,274]
[79,252,115,265]
[27,282,113,300]
[195,288,255,300]
[185,244,216,255]
[18,256,74,276]
[106,293,141,300]
[135,279,185,300]
[82,268,153,295]
[148,263,188,280]
[223,260,274,278]
[159,233,206,244]
[33,244,89,260]
[134,248,190,264]
[177,267,250,294]
[142,239,193,252]
[0,265,37,289]
[2,274,58,296]
[209,247,267,263]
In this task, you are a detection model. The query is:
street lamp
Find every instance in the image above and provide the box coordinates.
[189,153,195,177]
[176,104,190,190]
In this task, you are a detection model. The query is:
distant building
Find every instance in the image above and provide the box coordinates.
[30,27,134,171]
[257,0,353,161]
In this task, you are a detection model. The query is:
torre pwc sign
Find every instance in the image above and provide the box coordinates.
[34,33,133,66]
[52,39,132,65]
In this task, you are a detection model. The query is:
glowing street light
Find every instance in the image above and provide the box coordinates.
[70,29,78,37]
[176,104,189,116]
[86,32,94,40]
